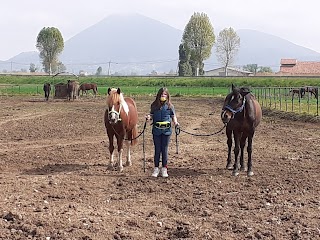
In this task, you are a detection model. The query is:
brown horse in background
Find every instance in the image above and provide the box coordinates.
[67,80,80,101]
[104,88,139,172]
[43,83,51,101]
[79,83,98,97]
[221,84,262,176]
[289,88,304,98]
[301,86,318,98]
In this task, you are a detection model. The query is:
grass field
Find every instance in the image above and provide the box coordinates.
[0,76,319,116]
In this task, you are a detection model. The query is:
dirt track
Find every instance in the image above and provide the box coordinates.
[0,95,319,240]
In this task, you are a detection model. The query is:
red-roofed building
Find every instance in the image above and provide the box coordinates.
[279,58,320,75]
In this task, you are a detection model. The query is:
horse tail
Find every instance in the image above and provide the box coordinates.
[131,124,139,146]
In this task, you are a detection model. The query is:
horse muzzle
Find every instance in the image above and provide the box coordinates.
[221,110,232,124]
[108,113,120,124]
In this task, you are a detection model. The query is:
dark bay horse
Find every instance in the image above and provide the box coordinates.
[104,88,139,172]
[221,84,262,176]
[301,86,318,98]
[79,83,98,97]
[289,88,304,98]
[43,83,51,101]
[67,80,80,101]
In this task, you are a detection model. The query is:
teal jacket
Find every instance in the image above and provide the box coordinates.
[151,104,175,136]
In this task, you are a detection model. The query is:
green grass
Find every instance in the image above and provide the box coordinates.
[0,75,320,87]
[0,84,228,97]
[0,75,319,116]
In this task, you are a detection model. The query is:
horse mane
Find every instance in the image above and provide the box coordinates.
[107,88,129,114]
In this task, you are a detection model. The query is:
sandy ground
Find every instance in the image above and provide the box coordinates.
[0,95,319,240]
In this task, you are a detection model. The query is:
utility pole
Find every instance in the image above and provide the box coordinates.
[107,61,111,76]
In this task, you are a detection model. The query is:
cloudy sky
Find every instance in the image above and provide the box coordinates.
[1,0,319,61]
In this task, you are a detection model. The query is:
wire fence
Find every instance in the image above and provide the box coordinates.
[252,87,319,116]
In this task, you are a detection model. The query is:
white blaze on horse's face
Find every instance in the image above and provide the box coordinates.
[221,110,232,124]
[221,92,242,124]
[108,105,120,124]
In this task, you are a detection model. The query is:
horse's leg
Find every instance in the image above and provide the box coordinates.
[117,137,124,172]
[125,140,132,166]
[107,132,115,169]
[226,128,233,170]
[232,131,241,176]
[247,133,254,176]
[240,133,247,171]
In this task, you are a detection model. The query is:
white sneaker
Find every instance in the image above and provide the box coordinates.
[151,167,160,177]
[161,167,168,178]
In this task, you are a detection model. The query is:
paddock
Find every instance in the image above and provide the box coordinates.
[0,96,319,239]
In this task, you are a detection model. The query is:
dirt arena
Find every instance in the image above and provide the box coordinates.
[0,95,319,240]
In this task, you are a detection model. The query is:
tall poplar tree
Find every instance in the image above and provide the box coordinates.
[182,12,215,76]
[36,27,64,75]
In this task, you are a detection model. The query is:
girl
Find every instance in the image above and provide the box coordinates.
[146,87,179,177]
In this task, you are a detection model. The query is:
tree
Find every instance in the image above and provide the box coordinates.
[215,27,240,76]
[36,27,64,75]
[243,64,258,74]
[258,66,273,73]
[29,63,37,73]
[96,66,102,76]
[178,44,192,76]
[182,12,215,76]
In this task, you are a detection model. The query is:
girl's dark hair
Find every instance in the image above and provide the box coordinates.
[151,87,172,112]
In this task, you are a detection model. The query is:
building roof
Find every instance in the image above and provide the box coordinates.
[280,59,297,65]
[205,67,252,74]
[279,59,320,75]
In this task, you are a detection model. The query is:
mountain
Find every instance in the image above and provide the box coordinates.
[60,13,182,75]
[235,29,320,70]
[0,51,40,73]
[3,14,320,74]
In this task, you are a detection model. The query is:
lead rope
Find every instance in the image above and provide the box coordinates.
[142,121,147,172]
[175,124,226,154]
[175,125,181,154]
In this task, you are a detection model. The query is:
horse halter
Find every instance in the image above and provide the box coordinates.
[223,97,246,119]
[108,104,123,124]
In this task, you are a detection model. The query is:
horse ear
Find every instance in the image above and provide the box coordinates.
[117,88,121,94]
[232,84,235,90]
[240,87,251,96]
[107,88,111,95]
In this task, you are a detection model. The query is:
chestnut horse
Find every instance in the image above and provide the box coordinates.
[79,83,98,97]
[104,88,138,172]
[221,84,262,176]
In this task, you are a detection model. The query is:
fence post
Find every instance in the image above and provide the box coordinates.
[279,87,282,111]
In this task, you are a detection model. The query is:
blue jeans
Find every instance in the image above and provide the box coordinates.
[153,134,171,167]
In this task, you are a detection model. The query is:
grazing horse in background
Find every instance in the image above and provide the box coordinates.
[221,84,262,176]
[301,86,318,98]
[78,83,98,97]
[289,88,304,98]
[67,80,80,101]
[43,83,51,101]
[104,87,139,172]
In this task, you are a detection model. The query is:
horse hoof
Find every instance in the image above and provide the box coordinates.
[125,161,132,167]
[232,171,239,176]
[226,164,233,170]
[247,171,254,177]
[107,164,114,170]
[118,166,124,172]
[240,166,247,171]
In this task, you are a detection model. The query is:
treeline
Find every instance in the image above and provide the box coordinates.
[0,75,320,88]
